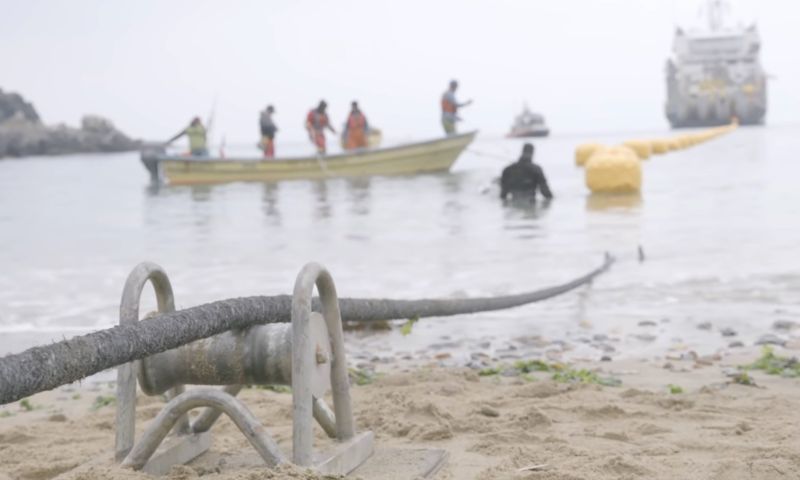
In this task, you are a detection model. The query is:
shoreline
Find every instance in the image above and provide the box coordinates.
[2,346,799,479]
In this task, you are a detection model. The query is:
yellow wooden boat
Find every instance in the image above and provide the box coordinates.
[142,131,476,185]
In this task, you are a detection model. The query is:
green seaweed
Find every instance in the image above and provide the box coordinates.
[477,359,620,386]
[349,368,378,386]
[400,316,419,336]
[732,345,800,385]
[90,395,116,411]
[668,384,684,394]
[514,359,558,373]
[731,371,756,386]
[552,367,621,386]
[0,411,13,418]
[250,384,292,393]
[742,346,800,379]
[19,399,33,411]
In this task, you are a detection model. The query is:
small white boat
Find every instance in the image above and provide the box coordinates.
[141,131,477,185]
[507,106,550,138]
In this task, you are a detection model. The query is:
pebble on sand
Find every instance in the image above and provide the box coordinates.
[719,327,737,337]
[773,320,798,331]
[755,334,787,347]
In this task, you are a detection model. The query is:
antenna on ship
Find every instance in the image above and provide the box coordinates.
[705,0,730,31]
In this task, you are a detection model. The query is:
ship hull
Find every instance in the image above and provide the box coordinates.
[666,91,766,128]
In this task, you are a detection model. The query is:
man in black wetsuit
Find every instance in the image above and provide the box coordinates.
[500,143,553,202]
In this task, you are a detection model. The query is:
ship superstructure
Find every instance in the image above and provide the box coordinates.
[665,0,767,127]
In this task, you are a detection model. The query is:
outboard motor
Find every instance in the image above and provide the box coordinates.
[140,143,166,183]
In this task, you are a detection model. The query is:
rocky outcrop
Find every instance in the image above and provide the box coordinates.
[0,89,140,159]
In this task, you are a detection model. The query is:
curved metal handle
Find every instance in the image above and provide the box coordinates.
[115,262,187,461]
[291,262,354,466]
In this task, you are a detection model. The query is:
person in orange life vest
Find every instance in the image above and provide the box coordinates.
[305,100,336,154]
[259,105,277,158]
[441,80,473,135]
[343,101,369,150]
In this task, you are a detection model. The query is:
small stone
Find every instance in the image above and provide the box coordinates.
[479,406,500,417]
[755,334,787,346]
[634,334,657,342]
[477,341,491,349]
[660,318,671,323]
[680,351,699,361]
[592,334,609,342]
[697,322,712,330]
[638,320,657,327]
[773,320,798,331]
[784,339,800,350]
[545,350,562,361]
[719,327,737,337]
[598,344,616,353]
[434,353,451,360]
[601,355,612,362]
[48,414,67,422]
[500,368,520,377]
[466,360,488,370]
[734,422,752,435]
[728,341,744,348]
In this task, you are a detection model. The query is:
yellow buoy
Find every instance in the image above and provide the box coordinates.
[575,143,605,167]
[622,140,652,160]
[585,146,641,193]
[650,139,669,154]
[667,138,682,151]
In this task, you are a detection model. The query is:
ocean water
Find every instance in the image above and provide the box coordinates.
[0,126,798,363]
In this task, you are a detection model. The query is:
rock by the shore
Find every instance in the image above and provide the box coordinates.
[773,320,798,331]
[0,89,140,158]
[755,334,787,347]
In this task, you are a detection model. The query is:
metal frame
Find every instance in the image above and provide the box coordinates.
[114,261,374,475]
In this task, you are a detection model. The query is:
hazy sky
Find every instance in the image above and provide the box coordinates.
[2,0,798,145]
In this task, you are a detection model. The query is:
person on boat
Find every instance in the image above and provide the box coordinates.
[343,101,369,150]
[441,80,472,135]
[166,117,208,156]
[305,100,336,154]
[500,143,553,203]
[259,105,278,158]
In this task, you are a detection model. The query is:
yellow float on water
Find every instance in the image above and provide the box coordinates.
[622,140,651,160]
[575,143,605,167]
[585,146,641,194]
[650,139,669,154]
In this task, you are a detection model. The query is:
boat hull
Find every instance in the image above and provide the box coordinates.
[143,132,476,185]
[507,128,550,138]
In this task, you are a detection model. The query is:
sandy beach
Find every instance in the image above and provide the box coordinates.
[2,346,799,480]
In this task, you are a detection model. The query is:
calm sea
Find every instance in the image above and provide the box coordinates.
[1,127,798,362]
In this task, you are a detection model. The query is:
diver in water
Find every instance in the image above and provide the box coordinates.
[500,143,553,203]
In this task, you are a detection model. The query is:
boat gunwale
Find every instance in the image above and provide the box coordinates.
[154,131,478,164]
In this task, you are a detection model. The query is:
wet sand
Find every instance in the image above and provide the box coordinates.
[2,347,800,479]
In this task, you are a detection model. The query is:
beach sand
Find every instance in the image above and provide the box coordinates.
[1,348,799,480]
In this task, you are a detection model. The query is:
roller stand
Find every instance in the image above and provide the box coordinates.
[113,262,373,475]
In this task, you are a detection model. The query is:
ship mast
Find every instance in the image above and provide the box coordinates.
[706,0,729,31]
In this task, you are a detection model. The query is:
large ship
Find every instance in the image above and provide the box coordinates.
[665,0,767,128]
